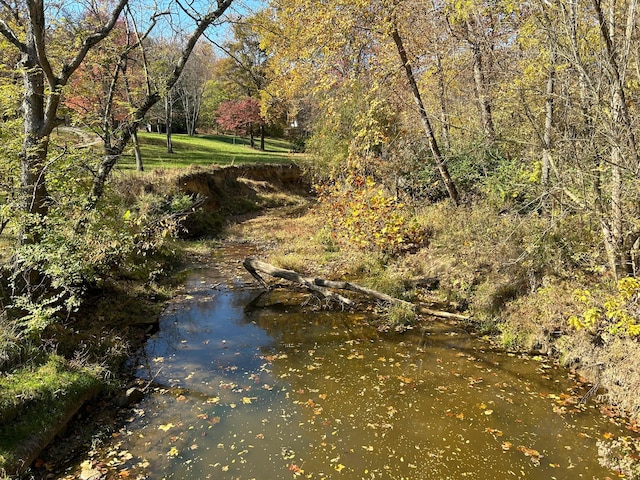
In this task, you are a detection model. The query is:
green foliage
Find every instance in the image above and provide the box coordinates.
[0,117,21,235]
[385,302,416,327]
[199,80,230,131]
[480,155,540,211]
[568,278,640,338]
[302,109,352,180]
[318,174,427,256]
[7,159,196,339]
[0,312,37,374]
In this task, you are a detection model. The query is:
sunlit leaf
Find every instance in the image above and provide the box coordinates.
[167,447,179,457]
[158,423,174,431]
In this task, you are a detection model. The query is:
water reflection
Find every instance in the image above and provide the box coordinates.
[82,261,627,480]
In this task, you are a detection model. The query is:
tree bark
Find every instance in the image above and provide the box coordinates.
[592,0,640,168]
[165,92,174,154]
[132,128,144,171]
[391,27,459,206]
[468,33,496,144]
[260,124,265,151]
[591,0,638,278]
[435,53,451,151]
[541,48,556,211]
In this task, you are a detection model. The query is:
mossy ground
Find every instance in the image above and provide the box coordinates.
[0,356,103,474]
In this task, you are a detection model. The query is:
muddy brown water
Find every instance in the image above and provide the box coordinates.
[64,244,630,479]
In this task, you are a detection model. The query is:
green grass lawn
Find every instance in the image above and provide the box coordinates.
[119,133,296,169]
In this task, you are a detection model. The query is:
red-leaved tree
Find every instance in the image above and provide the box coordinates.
[215,97,264,149]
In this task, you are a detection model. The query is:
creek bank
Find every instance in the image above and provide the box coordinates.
[7,163,640,477]
[0,164,311,478]
[35,245,634,480]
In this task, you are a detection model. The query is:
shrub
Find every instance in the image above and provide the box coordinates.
[318,175,428,256]
[568,278,640,338]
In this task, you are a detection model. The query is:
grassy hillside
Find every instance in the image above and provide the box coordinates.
[119,133,295,169]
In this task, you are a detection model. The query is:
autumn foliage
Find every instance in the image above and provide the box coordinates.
[318,174,428,256]
[63,19,137,128]
[215,97,263,135]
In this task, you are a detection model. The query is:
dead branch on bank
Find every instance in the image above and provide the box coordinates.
[242,257,469,321]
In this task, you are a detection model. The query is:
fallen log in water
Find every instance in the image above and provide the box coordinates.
[242,257,470,321]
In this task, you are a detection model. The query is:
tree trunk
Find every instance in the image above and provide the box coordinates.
[19,11,49,222]
[165,93,173,154]
[591,0,638,278]
[541,49,556,211]
[469,35,496,144]
[435,53,451,151]
[183,93,194,136]
[132,128,144,172]
[243,257,470,320]
[592,0,640,169]
[260,124,265,151]
[391,27,459,206]
[20,55,50,221]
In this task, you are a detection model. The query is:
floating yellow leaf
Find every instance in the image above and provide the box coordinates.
[484,410,494,415]
[167,447,179,457]
[334,463,345,472]
[158,423,174,432]
[362,445,374,451]
[242,397,253,404]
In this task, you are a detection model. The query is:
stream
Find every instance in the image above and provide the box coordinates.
[66,243,629,479]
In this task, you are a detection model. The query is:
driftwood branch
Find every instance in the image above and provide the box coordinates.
[242,257,469,321]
